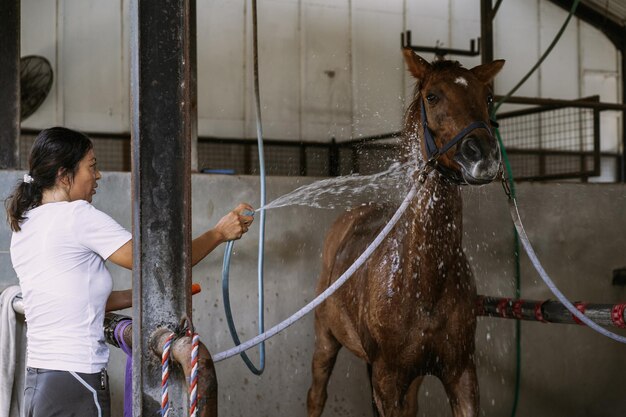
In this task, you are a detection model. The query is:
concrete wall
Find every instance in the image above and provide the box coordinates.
[1,170,625,416]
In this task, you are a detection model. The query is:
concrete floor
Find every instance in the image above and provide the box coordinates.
[1,171,625,416]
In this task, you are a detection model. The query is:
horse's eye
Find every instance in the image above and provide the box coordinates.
[487,94,494,105]
[426,94,438,104]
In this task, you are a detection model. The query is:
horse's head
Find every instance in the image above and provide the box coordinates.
[402,49,505,185]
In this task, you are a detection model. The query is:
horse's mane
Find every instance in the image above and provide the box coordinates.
[431,59,463,72]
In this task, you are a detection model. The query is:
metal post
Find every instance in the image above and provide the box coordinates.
[480,0,494,65]
[329,137,340,176]
[299,143,307,176]
[351,145,360,174]
[190,2,198,172]
[0,0,20,169]
[592,107,601,178]
[130,1,195,415]
[621,43,626,182]
[477,295,626,327]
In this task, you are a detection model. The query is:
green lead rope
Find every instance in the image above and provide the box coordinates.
[495,126,521,417]
[491,2,580,415]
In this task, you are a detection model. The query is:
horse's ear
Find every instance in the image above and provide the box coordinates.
[403,48,431,81]
[470,60,505,84]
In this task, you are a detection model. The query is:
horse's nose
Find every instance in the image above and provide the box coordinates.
[454,134,500,184]
[459,136,483,162]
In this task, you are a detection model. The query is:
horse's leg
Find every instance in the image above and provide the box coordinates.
[370,362,419,417]
[404,376,424,416]
[306,319,341,417]
[442,362,479,417]
[367,364,380,417]
[369,366,422,417]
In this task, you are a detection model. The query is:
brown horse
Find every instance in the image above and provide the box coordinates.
[307,50,505,417]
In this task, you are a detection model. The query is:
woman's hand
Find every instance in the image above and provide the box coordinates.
[214,203,255,242]
[189,203,254,265]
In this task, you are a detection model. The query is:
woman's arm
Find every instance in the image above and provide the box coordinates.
[108,240,132,269]
[190,203,254,266]
[105,284,202,311]
[106,289,132,311]
[107,203,255,270]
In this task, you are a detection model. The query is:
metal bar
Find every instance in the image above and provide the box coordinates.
[21,128,132,140]
[495,94,626,111]
[622,45,626,182]
[189,0,198,173]
[244,142,252,174]
[405,44,480,58]
[402,30,479,58]
[351,145,359,174]
[477,296,626,327]
[130,1,194,415]
[593,107,601,177]
[507,172,596,182]
[340,131,401,146]
[506,148,599,157]
[0,0,20,169]
[538,113,545,177]
[492,0,504,18]
[480,0,494,64]
[299,143,307,176]
[21,128,335,149]
[497,105,562,119]
[496,94,601,120]
[199,137,330,148]
[353,143,401,151]
[328,137,339,176]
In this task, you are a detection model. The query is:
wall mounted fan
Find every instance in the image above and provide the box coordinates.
[20,55,53,120]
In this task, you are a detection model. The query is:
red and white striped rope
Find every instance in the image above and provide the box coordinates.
[161,333,175,417]
[189,332,199,417]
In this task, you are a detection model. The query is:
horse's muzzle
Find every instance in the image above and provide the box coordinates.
[454,135,501,185]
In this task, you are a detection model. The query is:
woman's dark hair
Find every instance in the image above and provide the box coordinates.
[5,127,93,232]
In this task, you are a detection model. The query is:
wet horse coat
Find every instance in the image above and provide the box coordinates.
[307,51,504,417]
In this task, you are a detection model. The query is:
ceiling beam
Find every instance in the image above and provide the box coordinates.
[547,0,625,48]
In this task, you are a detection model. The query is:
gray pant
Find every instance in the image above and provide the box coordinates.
[24,367,111,417]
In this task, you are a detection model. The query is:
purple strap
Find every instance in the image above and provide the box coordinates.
[114,320,133,417]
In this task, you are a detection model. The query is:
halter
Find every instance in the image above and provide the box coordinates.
[418,96,499,184]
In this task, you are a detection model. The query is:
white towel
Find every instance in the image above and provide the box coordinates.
[0,285,23,417]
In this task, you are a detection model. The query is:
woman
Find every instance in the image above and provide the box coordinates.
[5,126,254,417]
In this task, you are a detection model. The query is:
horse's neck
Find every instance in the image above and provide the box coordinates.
[404,172,464,294]
[413,172,463,241]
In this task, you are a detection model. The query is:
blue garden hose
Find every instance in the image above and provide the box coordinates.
[221,0,266,375]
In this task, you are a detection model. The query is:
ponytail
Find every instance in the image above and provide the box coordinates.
[4,127,93,232]
[5,178,43,232]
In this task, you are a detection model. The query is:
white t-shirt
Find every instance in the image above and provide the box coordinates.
[11,200,131,373]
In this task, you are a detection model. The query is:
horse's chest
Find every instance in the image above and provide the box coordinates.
[365,251,474,348]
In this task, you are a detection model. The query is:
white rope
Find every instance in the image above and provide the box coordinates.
[509,197,626,344]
